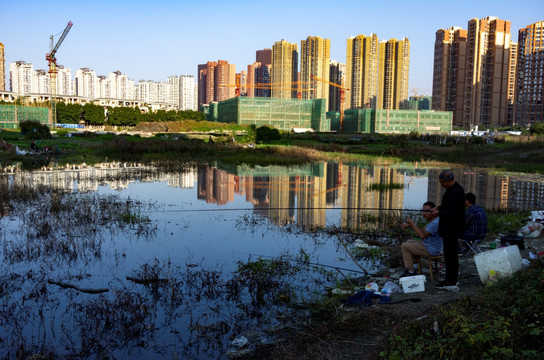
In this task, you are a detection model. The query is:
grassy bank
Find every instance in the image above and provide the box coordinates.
[2,124,544,173]
[380,258,544,360]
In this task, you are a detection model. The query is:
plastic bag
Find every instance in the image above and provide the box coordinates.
[381,281,402,295]
[365,282,379,292]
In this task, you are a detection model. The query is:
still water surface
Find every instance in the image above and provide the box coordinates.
[1,161,542,358]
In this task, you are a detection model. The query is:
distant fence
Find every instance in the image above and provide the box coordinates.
[54,123,84,129]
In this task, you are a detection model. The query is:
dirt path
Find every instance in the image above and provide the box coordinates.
[242,238,544,359]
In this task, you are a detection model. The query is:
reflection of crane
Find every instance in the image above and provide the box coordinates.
[311,75,350,133]
[46,21,73,124]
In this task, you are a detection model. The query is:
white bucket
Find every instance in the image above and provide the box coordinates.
[474,246,522,284]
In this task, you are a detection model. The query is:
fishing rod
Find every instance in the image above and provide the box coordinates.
[243,253,372,276]
[151,207,431,213]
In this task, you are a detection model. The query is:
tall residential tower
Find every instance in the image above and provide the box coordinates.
[515,21,544,125]
[300,36,330,107]
[346,34,379,109]
[271,40,298,99]
[377,38,410,110]
[432,27,467,125]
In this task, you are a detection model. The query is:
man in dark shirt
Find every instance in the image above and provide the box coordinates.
[462,192,488,254]
[432,170,465,291]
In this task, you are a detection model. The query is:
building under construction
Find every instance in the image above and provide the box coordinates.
[0,105,50,129]
[209,97,329,132]
[339,109,452,134]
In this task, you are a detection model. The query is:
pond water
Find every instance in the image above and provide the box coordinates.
[1,161,543,359]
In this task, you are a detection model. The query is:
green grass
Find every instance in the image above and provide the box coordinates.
[379,259,544,360]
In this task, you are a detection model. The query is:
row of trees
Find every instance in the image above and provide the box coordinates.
[56,102,205,126]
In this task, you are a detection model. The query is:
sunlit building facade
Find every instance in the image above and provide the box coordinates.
[346,34,379,109]
[377,38,410,110]
[515,21,544,125]
[271,40,298,99]
[300,36,330,108]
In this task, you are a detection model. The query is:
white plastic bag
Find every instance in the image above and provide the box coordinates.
[381,281,402,295]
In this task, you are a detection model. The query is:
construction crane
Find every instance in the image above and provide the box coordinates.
[311,75,350,133]
[46,21,73,124]
[219,82,314,98]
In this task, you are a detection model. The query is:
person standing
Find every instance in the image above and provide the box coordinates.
[400,201,443,277]
[432,170,465,291]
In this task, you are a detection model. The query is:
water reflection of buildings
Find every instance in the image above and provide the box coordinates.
[4,162,542,230]
[427,169,544,211]
[203,163,405,229]
[341,165,404,229]
[4,163,197,194]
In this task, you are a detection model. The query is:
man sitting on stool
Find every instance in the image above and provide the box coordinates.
[461,192,488,255]
[400,201,444,277]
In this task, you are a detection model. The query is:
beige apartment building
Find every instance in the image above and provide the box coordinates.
[271,40,298,99]
[377,38,410,110]
[0,43,5,91]
[346,34,379,109]
[300,36,330,107]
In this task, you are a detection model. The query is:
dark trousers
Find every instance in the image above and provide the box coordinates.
[443,235,459,284]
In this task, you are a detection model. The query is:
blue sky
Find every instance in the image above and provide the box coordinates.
[2,0,542,95]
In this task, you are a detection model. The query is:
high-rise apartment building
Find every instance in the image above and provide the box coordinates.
[9,61,34,95]
[197,60,235,106]
[515,21,544,125]
[180,75,197,111]
[75,68,98,100]
[300,36,330,107]
[271,40,298,99]
[256,49,272,66]
[167,76,180,107]
[0,43,5,91]
[432,27,467,125]
[33,69,50,94]
[377,38,410,109]
[464,16,513,128]
[433,17,516,128]
[107,70,134,100]
[346,34,379,109]
[329,60,346,112]
[214,60,235,101]
[57,66,74,96]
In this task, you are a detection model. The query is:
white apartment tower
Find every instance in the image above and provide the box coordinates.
[180,75,197,110]
[108,71,134,100]
[9,61,34,95]
[167,76,180,107]
[75,68,98,100]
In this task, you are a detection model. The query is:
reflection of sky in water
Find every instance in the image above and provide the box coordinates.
[403,176,429,209]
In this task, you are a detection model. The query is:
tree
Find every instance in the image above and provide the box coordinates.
[82,103,105,125]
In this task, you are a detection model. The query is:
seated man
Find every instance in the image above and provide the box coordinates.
[461,192,488,254]
[400,201,443,277]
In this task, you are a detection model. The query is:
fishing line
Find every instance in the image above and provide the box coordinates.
[148,207,431,214]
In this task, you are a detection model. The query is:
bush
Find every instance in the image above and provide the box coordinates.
[256,125,281,143]
[19,120,51,139]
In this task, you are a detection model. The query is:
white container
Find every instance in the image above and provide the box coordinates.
[474,246,522,284]
[399,275,426,293]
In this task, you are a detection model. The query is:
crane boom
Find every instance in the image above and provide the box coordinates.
[46,21,73,126]
[46,21,73,65]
